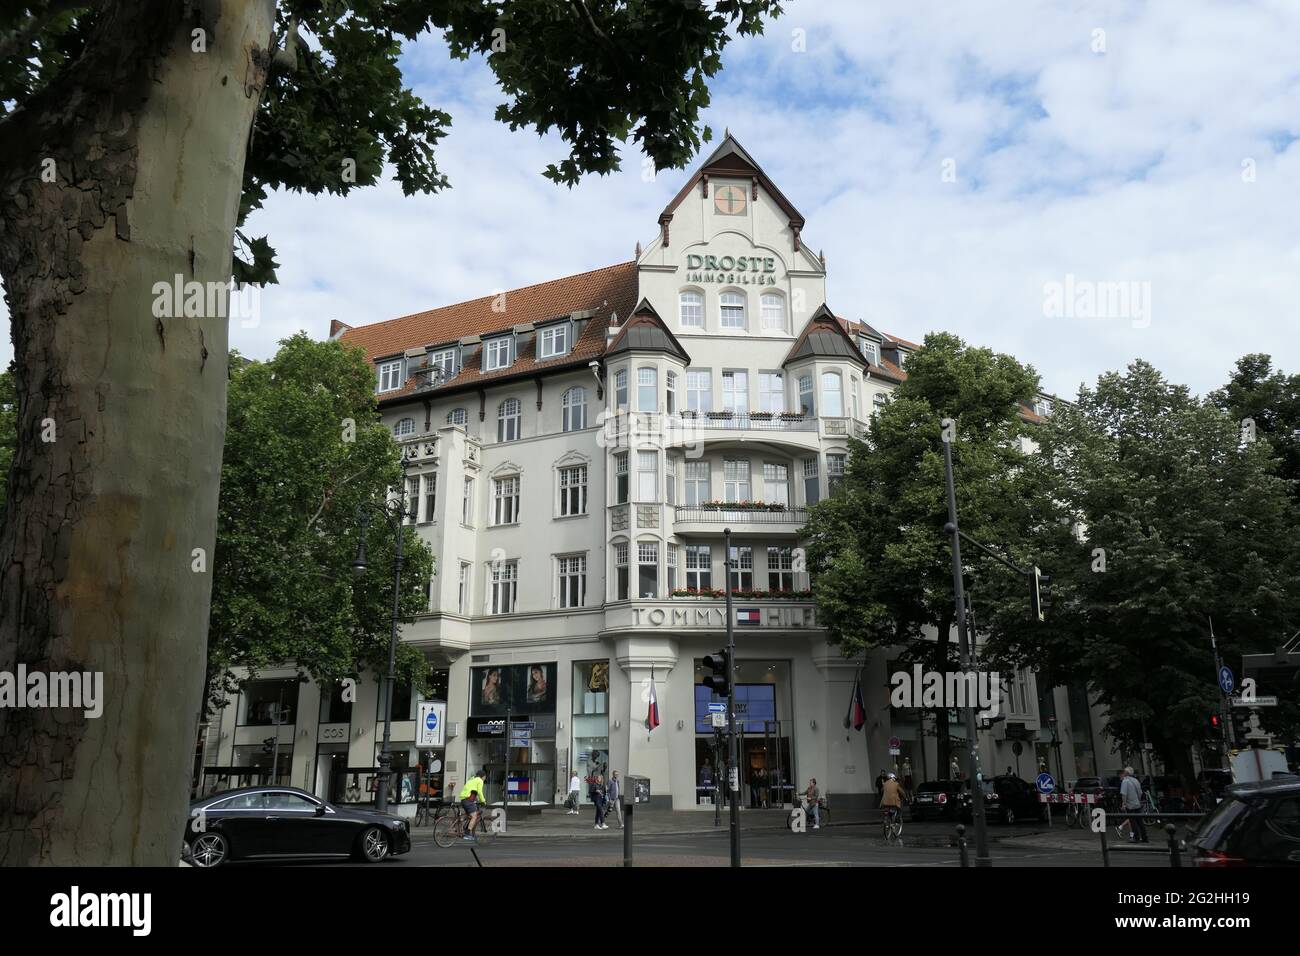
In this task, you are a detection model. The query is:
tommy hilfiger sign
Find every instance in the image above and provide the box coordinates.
[629,604,816,628]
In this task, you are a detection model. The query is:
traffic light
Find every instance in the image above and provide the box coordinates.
[1208,713,1221,735]
[703,649,731,698]
[1029,567,1049,622]
[262,737,276,755]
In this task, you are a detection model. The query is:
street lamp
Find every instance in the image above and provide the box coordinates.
[351,455,412,814]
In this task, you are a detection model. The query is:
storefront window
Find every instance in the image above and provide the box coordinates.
[572,661,610,804]
[693,660,793,807]
[468,663,557,805]
[237,678,301,726]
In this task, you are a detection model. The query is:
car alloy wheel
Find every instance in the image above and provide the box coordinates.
[361,826,390,863]
[1004,808,1016,825]
[190,832,228,868]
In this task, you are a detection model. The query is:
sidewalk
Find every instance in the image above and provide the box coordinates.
[413,805,892,840]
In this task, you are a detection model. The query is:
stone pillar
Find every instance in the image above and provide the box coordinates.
[615,634,679,808]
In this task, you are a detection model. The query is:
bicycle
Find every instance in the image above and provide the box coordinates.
[881,805,903,840]
[412,787,442,828]
[786,797,830,830]
[433,802,498,848]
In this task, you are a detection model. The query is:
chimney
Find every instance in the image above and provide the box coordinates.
[328,319,352,340]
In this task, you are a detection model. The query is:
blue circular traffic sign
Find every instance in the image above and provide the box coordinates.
[1036,772,1056,794]
[1218,666,1235,695]
[425,710,438,732]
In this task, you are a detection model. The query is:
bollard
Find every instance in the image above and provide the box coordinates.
[1098,821,1110,867]
[1166,823,1182,868]
[623,800,633,867]
[956,824,969,867]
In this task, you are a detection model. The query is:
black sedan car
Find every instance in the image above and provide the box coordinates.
[967,775,1047,825]
[1189,777,1300,866]
[910,780,967,822]
[184,786,411,867]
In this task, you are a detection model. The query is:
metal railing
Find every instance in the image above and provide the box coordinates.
[668,413,818,432]
[674,506,808,524]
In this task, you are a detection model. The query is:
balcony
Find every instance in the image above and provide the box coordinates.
[673,504,808,536]
[671,411,817,432]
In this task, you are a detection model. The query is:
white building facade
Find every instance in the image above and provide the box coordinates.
[200,136,1116,812]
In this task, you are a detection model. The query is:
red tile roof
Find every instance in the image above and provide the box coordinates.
[340,261,638,403]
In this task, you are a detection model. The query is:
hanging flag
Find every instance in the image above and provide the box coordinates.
[851,675,867,731]
[646,668,661,732]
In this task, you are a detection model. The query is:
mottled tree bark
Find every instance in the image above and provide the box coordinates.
[0,0,274,865]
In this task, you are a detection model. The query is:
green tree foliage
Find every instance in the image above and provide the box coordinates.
[1,0,785,282]
[207,334,434,710]
[1210,354,1300,741]
[981,361,1300,777]
[802,333,1050,770]
[1212,354,1300,500]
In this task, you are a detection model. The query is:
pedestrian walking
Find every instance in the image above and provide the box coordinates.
[590,773,609,830]
[607,771,624,828]
[566,771,581,814]
[757,766,769,808]
[875,769,886,807]
[1118,766,1148,843]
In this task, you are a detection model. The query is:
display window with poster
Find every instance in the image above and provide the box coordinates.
[572,660,610,802]
[468,663,557,806]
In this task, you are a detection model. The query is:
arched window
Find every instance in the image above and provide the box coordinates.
[393,417,416,437]
[447,407,468,426]
[498,398,521,442]
[637,366,657,412]
[562,386,586,432]
[719,291,746,329]
[760,293,785,331]
[821,371,844,417]
[614,368,628,408]
[679,290,704,328]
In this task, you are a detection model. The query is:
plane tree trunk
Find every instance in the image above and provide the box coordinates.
[0,0,274,864]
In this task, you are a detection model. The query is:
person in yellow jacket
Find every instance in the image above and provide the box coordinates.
[458,770,487,842]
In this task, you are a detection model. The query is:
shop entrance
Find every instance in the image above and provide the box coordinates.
[693,659,793,808]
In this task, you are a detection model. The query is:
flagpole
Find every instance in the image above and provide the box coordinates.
[724,527,741,868]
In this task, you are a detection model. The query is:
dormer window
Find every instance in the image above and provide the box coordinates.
[859,339,879,365]
[1033,398,1054,417]
[538,322,570,360]
[429,347,457,382]
[896,350,908,369]
[377,358,404,393]
[484,336,513,372]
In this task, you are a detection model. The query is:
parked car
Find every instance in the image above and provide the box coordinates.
[967,775,1047,825]
[183,786,412,867]
[1189,777,1300,866]
[910,780,967,822]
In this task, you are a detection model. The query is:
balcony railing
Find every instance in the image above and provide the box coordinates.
[674,505,809,524]
[668,412,817,432]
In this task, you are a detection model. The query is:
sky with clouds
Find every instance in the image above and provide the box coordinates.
[8,0,1300,399]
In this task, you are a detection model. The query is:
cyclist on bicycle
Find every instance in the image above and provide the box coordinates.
[880,772,903,825]
[458,769,487,842]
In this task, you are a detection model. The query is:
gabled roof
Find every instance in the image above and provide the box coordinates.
[659,132,806,229]
[339,262,638,404]
[604,298,691,363]
[783,305,868,369]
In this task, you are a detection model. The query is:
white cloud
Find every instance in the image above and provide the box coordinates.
[3,0,1298,398]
